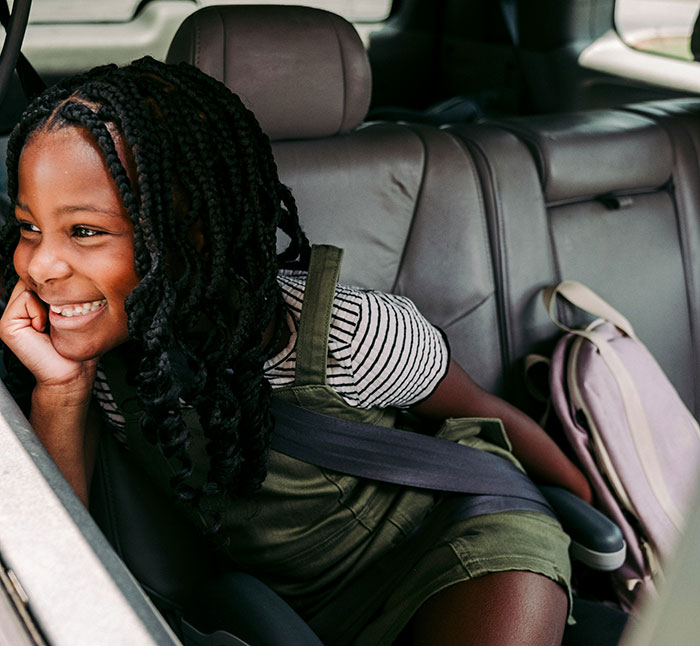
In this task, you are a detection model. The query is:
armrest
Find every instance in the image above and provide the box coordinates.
[539,486,626,571]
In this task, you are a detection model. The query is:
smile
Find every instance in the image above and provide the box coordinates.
[49,299,107,317]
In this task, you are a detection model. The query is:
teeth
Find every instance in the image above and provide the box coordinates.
[50,299,106,317]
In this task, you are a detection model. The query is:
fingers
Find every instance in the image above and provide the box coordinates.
[3,279,48,335]
[27,293,48,332]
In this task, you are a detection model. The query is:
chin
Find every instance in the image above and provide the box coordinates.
[50,332,122,364]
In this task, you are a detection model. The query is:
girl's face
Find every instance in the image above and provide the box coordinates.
[12,126,140,362]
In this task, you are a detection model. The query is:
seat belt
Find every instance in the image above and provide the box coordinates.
[270,397,553,516]
[0,0,46,101]
[499,0,519,47]
[272,243,553,515]
[270,396,559,644]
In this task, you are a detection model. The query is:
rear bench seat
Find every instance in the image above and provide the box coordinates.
[167,4,508,396]
[449,108,700,416]
[169,5,700,416]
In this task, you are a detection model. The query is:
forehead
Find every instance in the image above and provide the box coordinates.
[28,117,126,158]
[18,126,110,188]
[24,125,104,161]
[19,122,133,194]
[15,125,130,218]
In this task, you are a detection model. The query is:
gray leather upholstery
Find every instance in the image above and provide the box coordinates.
[499,110,672,204]
[450,106,700,414]
[168,5,700,414]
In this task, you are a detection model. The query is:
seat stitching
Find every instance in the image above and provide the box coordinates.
[327,13,346,134]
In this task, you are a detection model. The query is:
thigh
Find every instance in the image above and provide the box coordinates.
[408,570,568,646]
[354,510,573,646]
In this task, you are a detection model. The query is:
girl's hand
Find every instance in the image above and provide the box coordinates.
[0,279,97,390]
[2,280,100,506]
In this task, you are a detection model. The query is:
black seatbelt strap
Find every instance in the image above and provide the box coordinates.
[272,243,551,516]
[270,394,556,644]
[0,0,46,101]
[499,0,519,47]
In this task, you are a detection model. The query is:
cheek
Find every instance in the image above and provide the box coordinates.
[108,261,139,307]
[13,244,30,280]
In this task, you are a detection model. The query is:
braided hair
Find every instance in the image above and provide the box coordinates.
[0,56,310,512]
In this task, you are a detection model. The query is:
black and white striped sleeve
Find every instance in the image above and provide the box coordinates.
[345,289,449,409]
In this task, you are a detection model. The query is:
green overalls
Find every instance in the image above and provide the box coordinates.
[101,246,572,645]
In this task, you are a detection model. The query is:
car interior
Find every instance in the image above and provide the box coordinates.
[1,0,700,644]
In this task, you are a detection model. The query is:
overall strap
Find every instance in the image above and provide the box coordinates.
[293,244,344,386]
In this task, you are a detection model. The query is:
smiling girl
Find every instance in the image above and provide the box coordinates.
[0,57,591,645]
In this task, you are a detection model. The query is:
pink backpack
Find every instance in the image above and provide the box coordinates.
[543,281,700,610]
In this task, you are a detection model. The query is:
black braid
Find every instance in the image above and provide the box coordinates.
[0,56,310,513]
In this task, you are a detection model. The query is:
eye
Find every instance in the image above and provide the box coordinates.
[17,221,40,235]
[72,226,104,238]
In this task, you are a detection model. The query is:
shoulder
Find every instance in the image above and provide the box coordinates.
[276,270,426,334]
[274,270,450,408]
[277,268,365,322]
[348,288,450,408]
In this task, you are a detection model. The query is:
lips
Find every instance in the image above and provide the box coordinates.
[46,298,108,331]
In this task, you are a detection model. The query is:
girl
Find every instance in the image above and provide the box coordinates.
[0,57,591,645]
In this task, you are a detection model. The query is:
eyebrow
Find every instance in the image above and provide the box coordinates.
[15,200,123,218]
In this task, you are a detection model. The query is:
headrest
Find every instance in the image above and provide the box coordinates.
[166,5,371,141]
[499,110,673,203]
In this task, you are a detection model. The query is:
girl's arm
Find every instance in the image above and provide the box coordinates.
[0,281,100,506]
[28,382,101,506]
[412,359,593,504]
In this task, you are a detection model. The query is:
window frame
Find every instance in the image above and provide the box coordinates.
[0,380,180,646]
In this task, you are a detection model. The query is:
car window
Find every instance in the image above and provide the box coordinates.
[196,0,393,42]
[197,0,392,24]
[615,0,700,61]
[24,0,392,24]
[25,0,144,23]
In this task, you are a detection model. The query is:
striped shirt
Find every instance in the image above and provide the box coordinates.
[94,271,450,438]
[266,270,449,409]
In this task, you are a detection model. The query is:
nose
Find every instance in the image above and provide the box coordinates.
[25,238,72,285]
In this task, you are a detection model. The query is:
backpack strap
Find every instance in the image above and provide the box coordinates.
[293,244,344,386]
[542,280,637,339]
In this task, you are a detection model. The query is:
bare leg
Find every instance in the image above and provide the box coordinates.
[407,571,567,646]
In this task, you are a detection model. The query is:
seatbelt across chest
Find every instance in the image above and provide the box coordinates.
[270,396,553,515]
